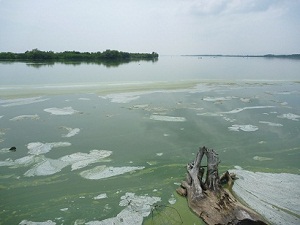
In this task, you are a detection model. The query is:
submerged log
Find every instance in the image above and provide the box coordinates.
[176,146,268,225]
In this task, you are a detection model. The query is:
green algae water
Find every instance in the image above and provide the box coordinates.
[0,56,299,224]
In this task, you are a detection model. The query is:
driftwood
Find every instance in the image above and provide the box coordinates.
[176,146,267,225]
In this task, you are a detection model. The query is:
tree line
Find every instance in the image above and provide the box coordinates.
[0,49,159,62]
[183,54,300,59]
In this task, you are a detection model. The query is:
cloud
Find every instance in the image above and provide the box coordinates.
[0,0,299,54]
[183,0,283,16]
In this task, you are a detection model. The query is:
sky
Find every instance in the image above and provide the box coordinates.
[0,0,300,55]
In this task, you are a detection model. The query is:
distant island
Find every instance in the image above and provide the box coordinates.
[0,49,159,63]
[182,54,300,59]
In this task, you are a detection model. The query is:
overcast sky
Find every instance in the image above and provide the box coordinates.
[0,0,299,55]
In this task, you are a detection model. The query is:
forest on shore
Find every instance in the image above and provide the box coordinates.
[0,49,159,63]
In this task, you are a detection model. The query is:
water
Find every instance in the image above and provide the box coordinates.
[0,56,299,224]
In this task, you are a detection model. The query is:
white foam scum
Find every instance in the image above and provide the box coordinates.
[78,97,90,101]
[24,157,69,177]
[0,148,112,177]
[60,208,68,212]
[10,114,40,121]
[202,96,237,102]
[259,121,283,127]
[19,220,56,225]
[230,169,300,225]
[44,107,78,115]
[27,142,71,155]
[93,193,108,200]
[101,92,141,103]
[60,150,112,171]
[277,113,300,121]
[85,192,161,225]
[168,194,176,205]
[253,156,273,161]
[0,148,11,154]
[24,150,112,177]
[149,115,186,122]
[80,166,144,180]
[199,106,276,116]
[228,125,258,132]
[0,97,49,107]
[223,106,276,114]
[100,88,193,104]
[60,126,80,138]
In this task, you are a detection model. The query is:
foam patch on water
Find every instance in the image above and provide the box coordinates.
[147,161,157,166]
[189,83,217,93]
[198,106,276,117]
[228,125,258,132]
[0,148,11,154]
[0,158,15,167]
[223,106,275,114]
[223,117,236,122]
[60,150,112,171]
[230,169,300,225]
[0,149,112,177]
[168,194,176,205]
[197,112,221,116]
[80,166,144,180]
[93,193,108,200]
[101,92,141,103]
[86,192,161,225]
[0,155,44,168]
[240,98,251,103]
[277,113,300,121]
[253,156,273,161]
[0,129,6,143]
[19,220,56,225]
[60,126,80,138]
[27,142,71,155]
[101,88,190,104]
[44,107,78,115]
[24,157,68,177]
[0,97,49,107]
[14,155,41,167]
[24,150,112,177]
[150,115,186,122]
[259,121,283,127]
[10,114,40,121]
[132,104,149,109]
[272,90,298,95]
[203,96,237,102]
[78,98,90,101]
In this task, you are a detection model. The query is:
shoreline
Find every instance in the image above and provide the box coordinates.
[182,54,300,59]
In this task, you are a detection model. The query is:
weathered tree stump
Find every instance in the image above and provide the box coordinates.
[176,146,268,225]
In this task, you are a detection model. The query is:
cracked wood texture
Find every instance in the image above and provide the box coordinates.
[177,146,268,225]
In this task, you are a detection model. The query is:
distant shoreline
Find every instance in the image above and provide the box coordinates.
[182,54,300,59]
[0,49,159,63]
